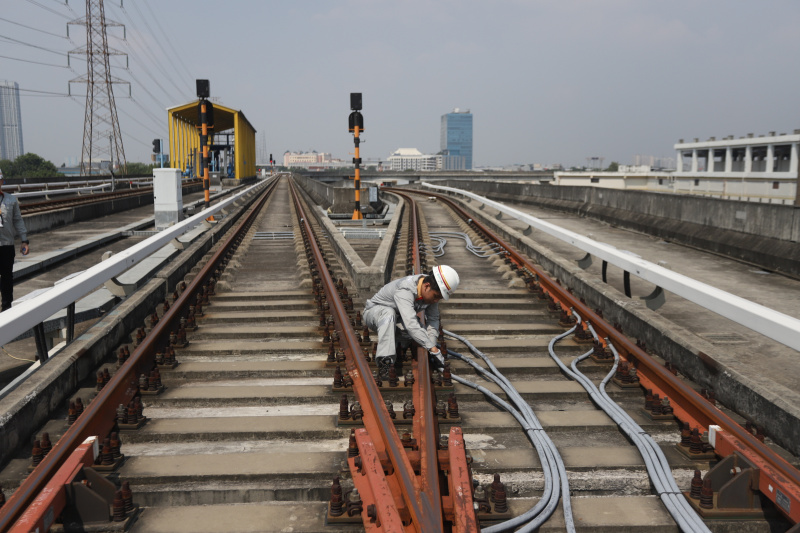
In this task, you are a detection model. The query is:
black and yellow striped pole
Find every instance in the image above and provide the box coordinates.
[197,79,214,218]
[349,93,364,220]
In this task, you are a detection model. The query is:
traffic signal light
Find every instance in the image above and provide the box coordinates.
[152,139,161,153]
[196,79,210,98]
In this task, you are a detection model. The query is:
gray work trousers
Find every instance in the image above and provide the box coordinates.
[363,305,410,363]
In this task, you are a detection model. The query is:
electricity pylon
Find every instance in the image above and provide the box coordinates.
[68,0,129,175]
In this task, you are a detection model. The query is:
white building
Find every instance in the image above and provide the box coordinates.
[674,131,799,176]
[283,151,349,170]
[671,131,800,201]
[0,81,24,161]
[387,148,438,171]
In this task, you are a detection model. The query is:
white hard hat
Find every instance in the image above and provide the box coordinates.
[432,265,459,300]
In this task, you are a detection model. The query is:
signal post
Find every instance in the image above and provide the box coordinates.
[196,79,214,215]
[349,93,364,220]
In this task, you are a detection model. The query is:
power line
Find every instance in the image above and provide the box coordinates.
[130,96,167,128]
[0,16,69,38]
[24,0,71,19]
[125,68,169,111]
[0,53,72,68]
[17,87,72,96]
[117,105,164,137]
[140,0,194,92]
[123,129,153,149]
[52,0,78,16]
[0,33,71,56]
[109,3,189,101]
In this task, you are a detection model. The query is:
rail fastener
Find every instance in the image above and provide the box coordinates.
[10,436,138,532]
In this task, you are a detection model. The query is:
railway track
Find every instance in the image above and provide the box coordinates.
[19,180,200,215]
[0,175,797,532]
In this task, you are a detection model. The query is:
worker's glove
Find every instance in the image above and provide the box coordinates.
[428,348,445,372]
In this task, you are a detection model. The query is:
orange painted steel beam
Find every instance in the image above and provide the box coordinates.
[0,180,278,532]
[404,186,800,526]
[392,189,477,532]
[289,181,436,531]
[406,197,444,528]
[712,427,800,523]
[447,427,478,530]
[350,429,412,532]
[10,437,98,533]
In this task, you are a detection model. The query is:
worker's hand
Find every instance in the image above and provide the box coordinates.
[428,348,445,371]
[20,243,29,256]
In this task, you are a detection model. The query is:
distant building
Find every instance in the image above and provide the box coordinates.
[0,81,24,161]
[283,150,349,170]
[633,154,676,169]
[387,148,438,171]
[440,108,473,170]
[674,131,799,176]
[618,165,653,173]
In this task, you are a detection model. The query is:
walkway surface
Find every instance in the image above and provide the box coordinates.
[0,190,213,382]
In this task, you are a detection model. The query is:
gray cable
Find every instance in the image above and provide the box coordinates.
[556,314,711,533]
[444,330,576,532]
[429,231,507,258]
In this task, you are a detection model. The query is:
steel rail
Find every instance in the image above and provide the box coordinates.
[400,186,800,525]
[0,179,278,532]
[288,181,435,531]
[394,191,445,530]
[19,179,201,213]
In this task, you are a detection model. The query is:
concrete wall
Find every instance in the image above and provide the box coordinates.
[293,174,372,214]
[437,180,800,277]
[292,177,400,298]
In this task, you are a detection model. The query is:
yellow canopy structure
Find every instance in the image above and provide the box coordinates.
[167,100,256,180]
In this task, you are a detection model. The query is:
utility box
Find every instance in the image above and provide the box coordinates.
[210,171,222,192]
[153,168,183,230]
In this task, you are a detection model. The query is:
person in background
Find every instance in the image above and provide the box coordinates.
[0,169,30,311]
[363,265,460,377]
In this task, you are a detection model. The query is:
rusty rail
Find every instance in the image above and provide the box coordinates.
[400,186,800,525]
[400,192,444,529]
[19,179,201,213]
[0,178,277,532]
[289,181,478,530]
[289,181,431,530]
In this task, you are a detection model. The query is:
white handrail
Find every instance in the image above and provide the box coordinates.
[14,183,111,198]
[0,179,269,347]
[422,182,800,352]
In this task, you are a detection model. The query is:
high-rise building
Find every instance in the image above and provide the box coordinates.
[440,108,472,170]
[0,81,24,161]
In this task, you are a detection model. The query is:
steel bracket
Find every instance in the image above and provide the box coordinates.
[104,277,136,297]
[684,452,765,519]
[640,285,666,310]
[577,253,592,270]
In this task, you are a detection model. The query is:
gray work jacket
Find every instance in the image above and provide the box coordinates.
[364,274,440,350]
[0,192,27,246]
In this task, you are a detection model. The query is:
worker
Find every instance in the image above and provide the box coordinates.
[363,265,460,377]
[0,169,30,311]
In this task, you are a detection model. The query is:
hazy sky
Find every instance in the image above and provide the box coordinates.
[3,0,799,168]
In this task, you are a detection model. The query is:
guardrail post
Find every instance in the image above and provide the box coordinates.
[33,323,49,362]
[66,302,75,343]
